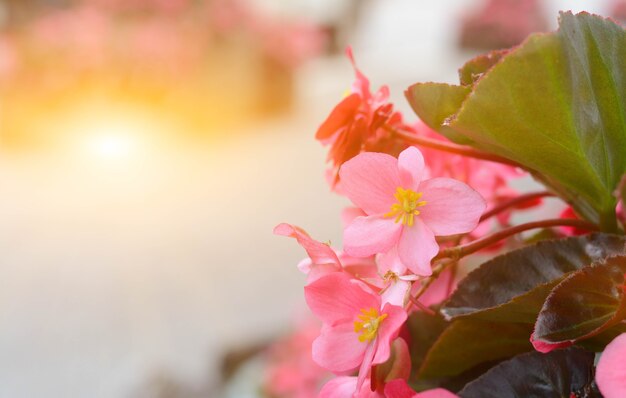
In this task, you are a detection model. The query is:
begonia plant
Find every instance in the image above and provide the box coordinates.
[272,11,626,398]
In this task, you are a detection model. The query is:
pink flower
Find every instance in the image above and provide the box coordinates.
[255,20,326,69]
[384,380,459,398]
[557,207,588,236]
[305,273,407,390]
[275,223,412,307]
[319,376,384,398]
[459,0,546,50]
[274,223,343,281]
[30,5,111,70]
[596,333,626,398]
[340,146,486,276]
[263,318,330,398]
[274,223,378,284]
[319,378,457,398]
[319,337,412,397]
[316,48,412,187]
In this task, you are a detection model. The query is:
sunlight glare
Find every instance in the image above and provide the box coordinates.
[88,130,135,160]
[61,104,166,166]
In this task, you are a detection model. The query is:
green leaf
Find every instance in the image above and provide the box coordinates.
[523,228,562,245]
[442,234,626,322]
[559,13,626,208]
[406,12,626,228]
[406,310,449,376]
[458,347,601,398]
[458,49,509,86]
[578,322,626,351]
[417,319,533,380]
[533,255,626,345]
[405,83,472,144]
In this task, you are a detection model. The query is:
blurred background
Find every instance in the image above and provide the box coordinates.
[0,0,619,397]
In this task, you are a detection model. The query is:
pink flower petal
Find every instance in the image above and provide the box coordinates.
[373,85,390,105]
[384,379,417,398]
[378,246,408,275]
[340,254,381,282]
[344,216,402,258]
[418,178,486,236]
[312,322,367,373]
[397,219,438,276]
[414,268,456,308]
[357,339,377,392]
[372,304,408,365]
[346,46,371,100]
[306,263,342,283]
[315,93,361,141]
[383,381,459,398]
[376,338,412,385]
[305,273,379,326]
[319,376,383,398]
[274,223,341,269]
[339,152,401,215]
[596,333,626,398]
[398,146,425,191]
[341,206,367,228]
[381,279,411,307]
[296,257,313,274]
[319,376,358,398]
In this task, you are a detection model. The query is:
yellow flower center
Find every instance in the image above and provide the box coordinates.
[384,187,427,226]
[383,270,398,283]
[354,308,388,343]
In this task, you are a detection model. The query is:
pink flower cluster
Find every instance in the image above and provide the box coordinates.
[271,50,573,397]
[275,143,485,396]
[274,49,619,397]
[0,0,325,88]
[316,52,542,238]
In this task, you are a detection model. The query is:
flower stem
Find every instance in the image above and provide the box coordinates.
[479,191,554,223]
[412,219,598,302]
[411,258,456,301]
[408,295,436,315]
[445,261,458,297]
[384,124,524,168]
[437,218,599,260]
